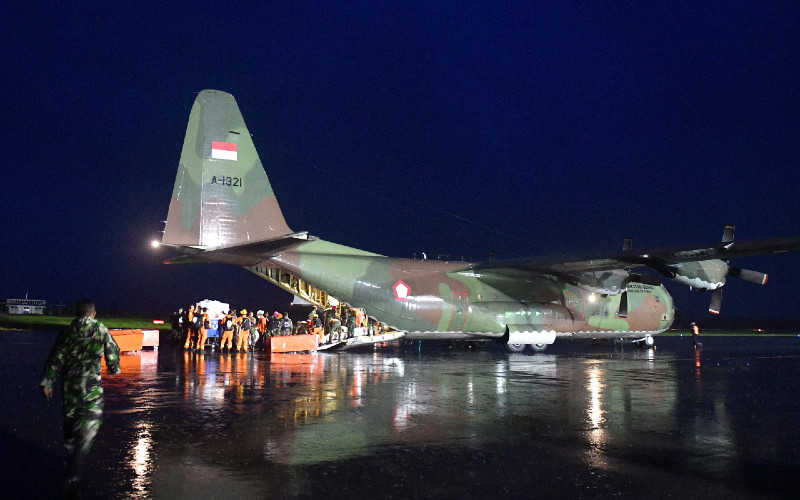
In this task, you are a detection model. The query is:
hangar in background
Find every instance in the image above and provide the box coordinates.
[3,297,46,315]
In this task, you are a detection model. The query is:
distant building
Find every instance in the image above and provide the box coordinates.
[4,298,46,315]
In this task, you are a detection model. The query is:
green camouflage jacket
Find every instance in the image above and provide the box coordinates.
[40,317,121,389]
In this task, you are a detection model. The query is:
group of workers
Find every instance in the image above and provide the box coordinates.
[170,303,390,351]
[314,306,388,343]
[171,306,290,352]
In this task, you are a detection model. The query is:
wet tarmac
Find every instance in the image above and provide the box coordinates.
[3,332,800,499]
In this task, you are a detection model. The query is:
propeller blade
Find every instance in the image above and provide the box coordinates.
[709,288,722,315]
[618,291,628,318]
[729,267,768,285]
[722,224,735,243]
[623,238,632,251]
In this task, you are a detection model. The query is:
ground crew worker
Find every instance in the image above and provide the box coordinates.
[237,309,250,351]
[192,306,203,344]
[231,310,241,349]
[304,312,322,343]
[323,308,339,341]
[220,310,235,350]
[311,311,322,329]
[368,316,377,336]
[356,309,365,331]
[347,308,357,337]
[267,311,281,337]
[184,305,197,349]
[40,299,121,491]
[247,311,259,350]
[692,322,701,347]
[280,312,293,336]
[180,307,190,345]
[195,307,210,351]
[255,310,267,349]
[256,310,267,332]
[170,307,184,344]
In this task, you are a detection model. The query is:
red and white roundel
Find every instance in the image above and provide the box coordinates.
[393,280,411,301]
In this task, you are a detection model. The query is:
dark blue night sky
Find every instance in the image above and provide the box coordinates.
[2,2,799,320]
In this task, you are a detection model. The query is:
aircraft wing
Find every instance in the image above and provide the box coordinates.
[163,232,314,266]
[462,237,800,278]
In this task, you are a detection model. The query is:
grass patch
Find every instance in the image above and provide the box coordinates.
[661,329,799,337]
[0,313,170,331]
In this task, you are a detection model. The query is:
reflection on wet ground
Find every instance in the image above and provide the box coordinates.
[3,333,800,498]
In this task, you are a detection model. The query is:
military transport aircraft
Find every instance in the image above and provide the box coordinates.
[158,89,800,352]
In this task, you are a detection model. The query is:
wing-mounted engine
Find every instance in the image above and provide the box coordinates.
[669,259,729,290]
[666,225,768,314]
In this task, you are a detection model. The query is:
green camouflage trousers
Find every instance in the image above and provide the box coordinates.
[62,375,104,478]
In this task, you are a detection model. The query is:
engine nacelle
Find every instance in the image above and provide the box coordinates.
[669,259,728,290]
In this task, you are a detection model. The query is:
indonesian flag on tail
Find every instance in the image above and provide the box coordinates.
[211,141,237,161]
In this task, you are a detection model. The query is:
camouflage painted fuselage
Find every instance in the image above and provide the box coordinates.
[263,239,673,340]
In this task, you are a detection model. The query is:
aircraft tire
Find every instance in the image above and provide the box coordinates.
[505,343,527,353]
[528,343,547,353]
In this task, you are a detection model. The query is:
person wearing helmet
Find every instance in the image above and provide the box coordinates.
[195,307,210,351]
[255,311,267,350]
[219,310,236,351]
[267,311,281,338]
[236,310,251,352]
[184,305,197,349]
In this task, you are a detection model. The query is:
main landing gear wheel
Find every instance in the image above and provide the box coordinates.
[529,343,547,352]
[505,343,527,353]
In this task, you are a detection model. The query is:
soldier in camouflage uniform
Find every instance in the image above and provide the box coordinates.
[267,311,281,338]
[40,299,121,485]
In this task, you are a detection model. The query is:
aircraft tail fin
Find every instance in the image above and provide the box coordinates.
[163,90,292,248]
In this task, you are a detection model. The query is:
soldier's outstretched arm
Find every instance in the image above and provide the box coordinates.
[40,329,68,397]
[100,324,121,375]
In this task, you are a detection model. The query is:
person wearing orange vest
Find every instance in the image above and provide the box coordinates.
[255,310,267,350]
[236,309,250,352]
[691,322,701,347]
[184,305,197,349]
[256,310,267,334]
[195,307,210,351]
[219,310,235,350]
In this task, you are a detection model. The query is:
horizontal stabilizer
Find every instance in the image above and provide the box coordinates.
[164,232,313,266]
